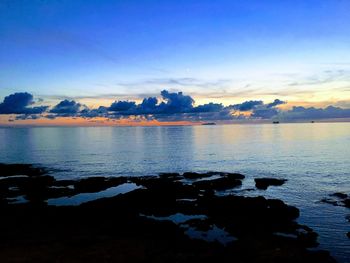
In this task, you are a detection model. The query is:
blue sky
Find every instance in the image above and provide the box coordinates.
[0,0,350,124]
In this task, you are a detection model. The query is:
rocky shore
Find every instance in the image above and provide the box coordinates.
[0,163,336,262]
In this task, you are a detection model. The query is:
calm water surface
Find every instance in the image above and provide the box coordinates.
[0,123,349,262]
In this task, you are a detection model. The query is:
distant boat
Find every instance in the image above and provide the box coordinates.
[202,122,216,126]
[272,121,279,124]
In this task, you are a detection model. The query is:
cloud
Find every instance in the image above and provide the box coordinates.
[267,99,286,108]
[80,106,108,118]
[191,103,224,113]
[109,101,136,112]
[50,99,85,116]
[15,114,40,120]
[279,106,350,120]
[106,90,196,116]
[139,97,158,112]
[226,99,285,119]
[230,100,263,111]
[0,92,48,114]
[159,90,194,113]
[1,90,350,123]
[249,99,285,119]
[251,107,279,119]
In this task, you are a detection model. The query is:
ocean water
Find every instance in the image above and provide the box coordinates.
[0,123,349,262]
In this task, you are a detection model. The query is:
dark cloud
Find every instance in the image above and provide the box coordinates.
[2,91,350,123]
[249,99,285,119]
[109,101,136,112]
[50,99,85,116]
[191,103,224,113]
[80,106,108,118]
[280,106,350,120]
[106,90,195,116]
[0,92,48,114]
[15,114,40,120]
[45,114,57,120]
[139,97,158,112]
[230,100,263,111]
[267,99,286,108]
[251,107,279,119]
[159,90,194,113]
[226,99,284,119]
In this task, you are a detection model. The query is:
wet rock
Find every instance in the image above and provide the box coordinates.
[215,172,245,180]
[54,179,75,187]
[159,173,183,180]
[0,163,46,177]
[0,164,337,263]
[183,172,213,179]
[321,198,340,206]
[296,226,319,247]
[73,177,107,193]
[344,199,350,208]
[321,193,350,208]
[331,192,348,199]
[183,171,245,180]
[255,178,287,190]
[193,177,242,191]
[267,198,300,221]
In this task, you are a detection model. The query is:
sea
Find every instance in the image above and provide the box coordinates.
[0,123,349,262]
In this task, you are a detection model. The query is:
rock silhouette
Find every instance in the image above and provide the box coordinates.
[255,178,287,190]
[0,164,336,262]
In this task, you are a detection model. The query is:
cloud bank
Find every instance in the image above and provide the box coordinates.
[0,92,48,115]
[1,90,350,123]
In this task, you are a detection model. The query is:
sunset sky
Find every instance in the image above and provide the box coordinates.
[1,0,350,125]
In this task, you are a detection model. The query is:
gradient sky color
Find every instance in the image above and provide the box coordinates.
[1,0,350,125]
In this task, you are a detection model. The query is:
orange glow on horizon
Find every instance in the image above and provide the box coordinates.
[0,116,198,127]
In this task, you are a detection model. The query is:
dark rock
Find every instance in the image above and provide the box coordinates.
[0,164,337,263]
[320,198,339,206]
[203,171,245,180]
[222,172,245,180]
[182,171,245,180]
[321,193,350,208]
[267,199,300,220]
[159,173,183,180]
[296,226,319,247]
[330,192,348,199]
[255,178,287,190]
[193,177,242,191]
[54,180,75,187]
[0,163,46,177]
[344,199,350,208]
[183,172,213,179]
[347,232,350,238]
[73,177,107,193]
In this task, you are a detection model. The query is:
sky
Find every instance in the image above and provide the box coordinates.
[1,0,350,125]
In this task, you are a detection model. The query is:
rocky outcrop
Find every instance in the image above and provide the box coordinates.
[321,192,350,208]
[0,163,336,263]
[255,178,287,190]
